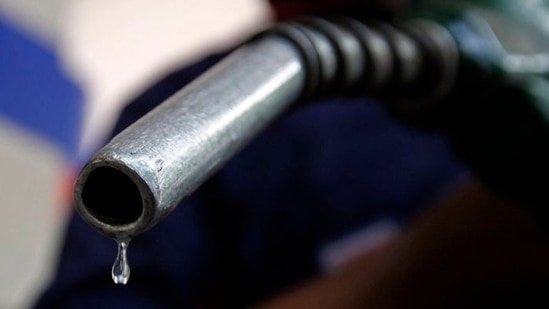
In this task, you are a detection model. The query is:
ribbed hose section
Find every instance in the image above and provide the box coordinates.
[269,17,459,106]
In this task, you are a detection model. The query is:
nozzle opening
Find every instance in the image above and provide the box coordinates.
[81,166,143,225]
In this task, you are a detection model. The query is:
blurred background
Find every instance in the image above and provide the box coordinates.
[0,0,271,308]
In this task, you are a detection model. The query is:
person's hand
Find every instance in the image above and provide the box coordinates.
[255,179,549,308]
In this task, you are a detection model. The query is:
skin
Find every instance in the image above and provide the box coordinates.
[256,180,549,308]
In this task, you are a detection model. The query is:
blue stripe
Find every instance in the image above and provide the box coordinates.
[0,19,83,159]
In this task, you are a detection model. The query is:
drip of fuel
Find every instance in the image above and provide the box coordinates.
[112,239,131,285]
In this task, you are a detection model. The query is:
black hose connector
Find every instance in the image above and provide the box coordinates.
[266,16,459,106]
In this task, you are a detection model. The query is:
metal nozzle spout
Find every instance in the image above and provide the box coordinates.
[74,36,307,240]
[74,17,458,240]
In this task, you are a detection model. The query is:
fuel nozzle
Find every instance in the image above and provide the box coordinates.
[74,15,458,240]
[75,0,549,241]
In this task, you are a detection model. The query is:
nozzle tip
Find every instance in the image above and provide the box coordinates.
[78,166,143,226]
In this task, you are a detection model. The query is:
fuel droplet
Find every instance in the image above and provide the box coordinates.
[112,240,130,285]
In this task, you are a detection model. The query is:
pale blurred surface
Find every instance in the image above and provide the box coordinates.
[63,0,272,157]
[0,1,270,308]
[0,119,67,309]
